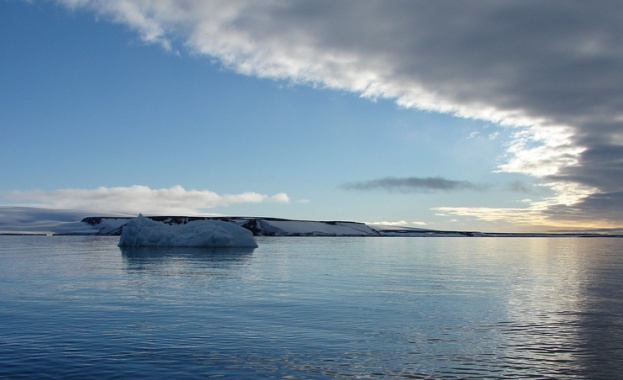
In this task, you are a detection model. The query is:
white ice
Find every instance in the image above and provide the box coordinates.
[117,214,258,248]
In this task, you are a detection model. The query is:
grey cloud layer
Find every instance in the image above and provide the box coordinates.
[59,0,623,224]
[342,177,488,193]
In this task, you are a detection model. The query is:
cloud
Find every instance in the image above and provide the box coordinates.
[543,191,623,225]
[505,180,532,194]
[1,185,289,215]
[434,206,546,226]
[341,177,488,193]
[435,184,623,230]
[55,1,623,225]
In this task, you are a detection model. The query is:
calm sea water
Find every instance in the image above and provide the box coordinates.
[0,236,622,379]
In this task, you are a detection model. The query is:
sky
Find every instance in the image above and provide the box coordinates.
[1,0,622,233]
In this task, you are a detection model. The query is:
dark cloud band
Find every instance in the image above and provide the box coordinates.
[341,177,488,193]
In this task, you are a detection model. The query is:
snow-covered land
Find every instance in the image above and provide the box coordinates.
[238,218,380,236]
[118,214,258,248]
[80,216,388,237]
[70,215,606,237]
[1,207,620,238]
[0,207,130,235]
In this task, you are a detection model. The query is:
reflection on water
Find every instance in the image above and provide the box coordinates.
[0,235,621,379]
[119,246,257,308]
[121,246,255,271]
[493,238,588,376]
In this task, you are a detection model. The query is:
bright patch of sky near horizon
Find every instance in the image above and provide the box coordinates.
[1,1,620,233]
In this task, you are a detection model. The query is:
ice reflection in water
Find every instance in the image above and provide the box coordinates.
[121,246,255,275]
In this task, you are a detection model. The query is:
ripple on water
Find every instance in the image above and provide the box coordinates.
[0,236,622,379]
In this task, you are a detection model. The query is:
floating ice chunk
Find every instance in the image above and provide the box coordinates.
[118,214,258,248]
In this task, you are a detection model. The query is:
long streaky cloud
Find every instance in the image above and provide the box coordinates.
[2,185,289,215]
[53,1,623,225]
[341,177,488,193]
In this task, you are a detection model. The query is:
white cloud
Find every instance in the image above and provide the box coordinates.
[1,185,290,215]
[498,125,583,178]
[435,206,543,225]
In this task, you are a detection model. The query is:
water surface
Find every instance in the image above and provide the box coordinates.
[0,236,621,378]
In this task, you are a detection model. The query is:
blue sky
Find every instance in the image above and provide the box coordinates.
[2,1,622,233]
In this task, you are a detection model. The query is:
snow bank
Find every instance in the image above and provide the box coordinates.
[118,215,258,248]
[257,219,379,236]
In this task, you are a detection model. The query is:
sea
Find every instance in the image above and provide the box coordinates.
[0,235,621,379]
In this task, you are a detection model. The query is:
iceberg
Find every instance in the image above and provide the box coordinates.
[118,214,258,248]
